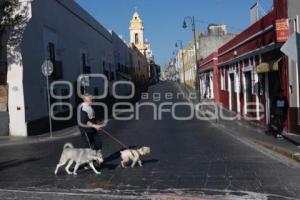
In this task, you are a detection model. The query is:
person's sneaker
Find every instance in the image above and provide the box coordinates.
[276,135,284,140]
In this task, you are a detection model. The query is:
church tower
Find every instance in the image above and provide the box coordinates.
[130,11,146,54]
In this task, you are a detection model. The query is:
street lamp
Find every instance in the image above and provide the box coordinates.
[175,40,186,93]
[183,16,200,100]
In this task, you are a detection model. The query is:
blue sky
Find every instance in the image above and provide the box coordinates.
[75,0,273,67]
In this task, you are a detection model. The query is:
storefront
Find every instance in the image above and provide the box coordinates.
[216,0,291,128]
[198,52,218,100]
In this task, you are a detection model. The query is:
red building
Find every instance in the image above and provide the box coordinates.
[201,0,300,134]
[198,52,220,102]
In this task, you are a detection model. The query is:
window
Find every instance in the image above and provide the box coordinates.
[94,88,99,96]
[235,71,240,93]
[251,70,257,95]
[135,33,139,45]
[61,88,70,103]
[81,53,88,73]
[51,61,63,80]
[249,57,253,66]
[221,70,225,90]
[255,55,260,66]
[48,43,64,80]
[0,62,7,84]
[110,72,115,81]
[48,43,56,64]
[104,70,109,79]
[244,59,249,67]
[83,66,91,74]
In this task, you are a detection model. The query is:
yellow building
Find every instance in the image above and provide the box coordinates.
[129,12,149,88]
[129,12,146,54]
[178,32,201,90]
[182,44,196,89]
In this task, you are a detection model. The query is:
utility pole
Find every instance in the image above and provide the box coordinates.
[183,16,200,101]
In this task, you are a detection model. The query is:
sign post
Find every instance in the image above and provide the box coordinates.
[81,75,90,93]
[42,60,54,138]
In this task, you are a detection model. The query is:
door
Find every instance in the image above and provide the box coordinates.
[268,71,281,115]
[230,73,237,112]
[244,71,252,114]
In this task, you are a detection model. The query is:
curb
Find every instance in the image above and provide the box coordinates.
[253,139,300,163]
[0,127,80,147]
[175,82,300,164]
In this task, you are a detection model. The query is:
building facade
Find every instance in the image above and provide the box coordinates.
[130,12,146,54]
[5,0,149,137]
[198,25,236,99]
[110,31,132,96]
[130,43,149,88]
[198,52,219,100]
[287,0,300,134]
[200,0,300,135]
[182,43,197,89]
[149,61,160,84]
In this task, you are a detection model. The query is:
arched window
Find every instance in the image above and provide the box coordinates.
[135,33,139,45]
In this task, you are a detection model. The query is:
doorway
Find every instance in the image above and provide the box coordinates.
[244,71,252,114]
[230,73,237,112]
[268,71,281,115]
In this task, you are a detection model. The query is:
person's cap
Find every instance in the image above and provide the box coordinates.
[83,93,92,98]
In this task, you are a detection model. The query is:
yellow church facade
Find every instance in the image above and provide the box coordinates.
[129,11,149,88]
[130,12,146,54]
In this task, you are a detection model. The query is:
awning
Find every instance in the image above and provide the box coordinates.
[256,57,284,74]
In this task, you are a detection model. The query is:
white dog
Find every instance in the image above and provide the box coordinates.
[54,143,104,175]
[120,147,151,168]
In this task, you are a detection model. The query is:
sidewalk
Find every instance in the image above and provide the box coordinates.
[0,126,79,147]
[0,88,146,148]
[176,82,300,163]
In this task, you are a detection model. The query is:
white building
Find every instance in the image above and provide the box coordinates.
[7,0,114,136]
[144,39,154,62]
[110,31,133,96]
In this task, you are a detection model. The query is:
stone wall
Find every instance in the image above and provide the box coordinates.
[0,85,8,112]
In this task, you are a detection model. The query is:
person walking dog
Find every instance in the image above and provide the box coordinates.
[266,89,288,139]
[79,93,102,150]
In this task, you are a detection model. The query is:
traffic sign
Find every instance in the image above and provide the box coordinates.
[41,59,54,137]
[81,75,90,87]
[42,60,54,77]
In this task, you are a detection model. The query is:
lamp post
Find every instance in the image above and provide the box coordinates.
[175,40,186,93]
[183,16,200,100]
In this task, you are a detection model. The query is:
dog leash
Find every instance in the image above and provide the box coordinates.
[100,128,130,150]
[83,131,93,149]
[100,128,136,157]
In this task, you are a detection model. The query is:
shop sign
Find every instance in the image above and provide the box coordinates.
[275,19,290,43]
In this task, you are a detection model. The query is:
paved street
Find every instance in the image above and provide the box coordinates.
[0,82,300,200]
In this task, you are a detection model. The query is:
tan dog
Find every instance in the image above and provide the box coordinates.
[120,147,151,168]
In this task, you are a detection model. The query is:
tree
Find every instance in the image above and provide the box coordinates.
[0,0,25,84]
[0,0,23,32]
